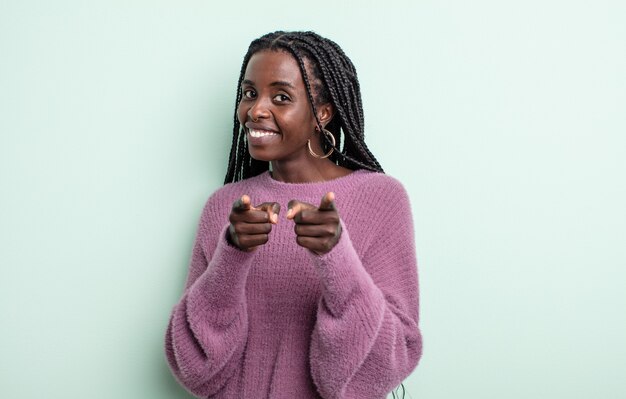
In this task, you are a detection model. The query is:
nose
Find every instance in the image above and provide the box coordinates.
[247,97,271,122]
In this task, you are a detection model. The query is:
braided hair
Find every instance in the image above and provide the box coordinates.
[224,31,385,184]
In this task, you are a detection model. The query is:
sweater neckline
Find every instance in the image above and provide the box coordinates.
[258,169,372,190]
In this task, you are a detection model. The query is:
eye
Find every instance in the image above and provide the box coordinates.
[242,89,256,99]
[273,94,291,103]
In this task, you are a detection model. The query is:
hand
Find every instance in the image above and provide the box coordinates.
[287,192,342,255]
[228,195,280,252]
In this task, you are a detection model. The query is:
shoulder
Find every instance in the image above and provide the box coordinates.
[338,171,413,229]
[204,172,269,207]
[340,171,416,252]
[198,173,269,223]
[353,171,411,204]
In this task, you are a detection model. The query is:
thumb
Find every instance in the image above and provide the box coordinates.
[232,195,252,212]
[318,192,336,211]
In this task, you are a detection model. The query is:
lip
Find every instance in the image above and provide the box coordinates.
[246,127,281,146]
[244,123,279,134]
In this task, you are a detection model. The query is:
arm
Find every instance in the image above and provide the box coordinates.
[164,193,256,397]
[309,183,423,399]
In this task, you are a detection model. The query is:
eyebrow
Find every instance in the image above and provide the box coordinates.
[242,79,296,89]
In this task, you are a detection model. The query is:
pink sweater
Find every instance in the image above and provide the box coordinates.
[165,170,422,398]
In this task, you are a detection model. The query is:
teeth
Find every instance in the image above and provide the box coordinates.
[249,129,278,138]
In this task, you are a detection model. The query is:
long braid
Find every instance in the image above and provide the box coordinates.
[296,33,382,170]
[295,36,382,171]
[225,49,270,183]
[225,52,250,183]
[224,31,384,184]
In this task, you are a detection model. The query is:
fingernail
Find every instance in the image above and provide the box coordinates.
[271,214,278,223]
[286,208,293,218]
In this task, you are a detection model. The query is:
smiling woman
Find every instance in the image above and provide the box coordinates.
[164,31,422,399]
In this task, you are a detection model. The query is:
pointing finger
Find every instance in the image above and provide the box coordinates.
[257,202,281,224]
[287,200,315,220]
[286,200,301,220]
[270,202,281,224]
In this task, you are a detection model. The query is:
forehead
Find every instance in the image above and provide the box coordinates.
[244,50,305,86]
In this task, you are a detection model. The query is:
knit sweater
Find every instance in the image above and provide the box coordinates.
[165,170,422,399]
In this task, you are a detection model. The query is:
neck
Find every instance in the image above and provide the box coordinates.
[270,158,351,183]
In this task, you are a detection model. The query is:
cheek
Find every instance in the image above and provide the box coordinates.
[237,103,247,125]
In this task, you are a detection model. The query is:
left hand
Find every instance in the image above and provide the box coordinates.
[287,192,342,255]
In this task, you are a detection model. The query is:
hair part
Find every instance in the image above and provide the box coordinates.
[224,31,384,184]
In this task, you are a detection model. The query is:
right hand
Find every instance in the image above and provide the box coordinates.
[228,195,280,252]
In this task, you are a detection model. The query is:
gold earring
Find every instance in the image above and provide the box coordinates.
[307,128,336,159]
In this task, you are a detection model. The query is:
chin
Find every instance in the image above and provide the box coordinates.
[248,149,274,162]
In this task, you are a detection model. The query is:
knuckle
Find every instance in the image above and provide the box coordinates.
[256,211,269,222]
[250,234,268,247]
[322,240,332,251]
[298,211,309,223]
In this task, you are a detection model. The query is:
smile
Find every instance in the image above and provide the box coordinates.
[248,129,279,138]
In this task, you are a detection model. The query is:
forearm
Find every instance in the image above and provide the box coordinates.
[309,224,422,399]
[165,225,255,396]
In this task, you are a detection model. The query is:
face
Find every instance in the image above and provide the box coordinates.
[237,50,327,163]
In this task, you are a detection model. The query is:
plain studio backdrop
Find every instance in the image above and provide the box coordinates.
[1,1,624,398]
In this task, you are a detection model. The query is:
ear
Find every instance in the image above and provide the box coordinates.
[316,102,335,128]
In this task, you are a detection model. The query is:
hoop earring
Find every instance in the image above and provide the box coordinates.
[307,129,335,159]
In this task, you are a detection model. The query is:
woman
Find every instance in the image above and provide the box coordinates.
[165,31,422,399]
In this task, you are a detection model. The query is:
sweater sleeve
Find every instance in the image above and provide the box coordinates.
[164,192,255,397]
[309,180,423,399]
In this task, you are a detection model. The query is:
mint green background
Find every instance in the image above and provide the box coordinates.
[1,1,625,398]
